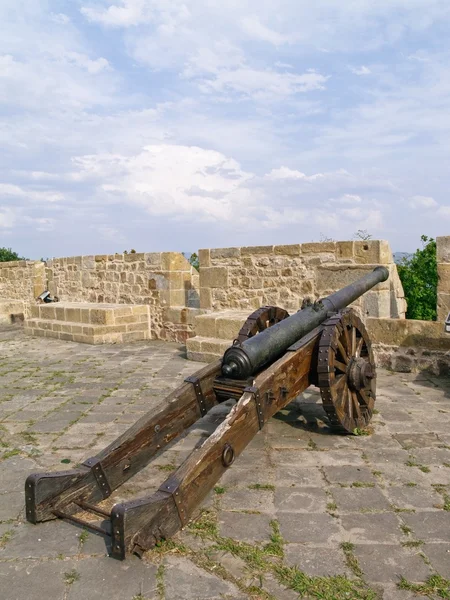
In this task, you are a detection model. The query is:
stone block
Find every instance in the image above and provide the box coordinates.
[301,242,336,254]
[126,322,149,333]
[195,314,217,337]
[115,314,137,324]
[185,337,203,352]
[161,252,191,271]
[438,263,450,291]
[200,267,228,289]
[131,305,148,316]
[37,304,54,320]
[66,307,82,323]
[362,290,392,318]
[82,255,95,269]
[148,273,168,291]
[89,308,114,325]
[186,350,218,363]
[353,240,393,264]
[122,331,145,342]
[54,305,66,321]
[30,305,40,318]
[241,245,274,255]
[336,241,354,260]
[274,244,301,256]
[210,247,241,260]
[216,315,247,340]
[198,248,211,268]
[437,235,450,263]
[316,265,390,294]
[437,292,450,322]
[169,290,187,306]
[124,252,145,262]
[366,317,449,349]
[201,338,230,354]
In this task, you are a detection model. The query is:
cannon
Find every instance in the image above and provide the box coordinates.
[25,266,388,559]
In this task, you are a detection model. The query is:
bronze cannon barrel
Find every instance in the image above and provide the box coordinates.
[221,266,389,380]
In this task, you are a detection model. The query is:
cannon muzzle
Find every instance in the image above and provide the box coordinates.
[221,266,389,379]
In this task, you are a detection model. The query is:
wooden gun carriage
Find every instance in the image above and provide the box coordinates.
[25,266,388,559]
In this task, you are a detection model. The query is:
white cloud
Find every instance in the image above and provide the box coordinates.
[333,194,362,204]
[240,16,290,46]
[437,205,450,218]
[410,195,438,209]
[0,208,16,228]
[0,183,64,203]
[350,65,371,75]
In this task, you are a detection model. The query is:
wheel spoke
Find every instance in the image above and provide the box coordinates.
[356,336,364,358]
[334,360,348,373]
[337,340,349,364]
[351,327,356,356]
[358,389,374,411]
[351,391,362,418]
[347,386,353,420]
[344,327,352,356]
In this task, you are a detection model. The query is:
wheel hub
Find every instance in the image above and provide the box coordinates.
[347,357,374,391]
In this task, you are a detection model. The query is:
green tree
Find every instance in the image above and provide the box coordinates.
[0,247,24,262]
[188,252,199,271]
[397,235,437,321]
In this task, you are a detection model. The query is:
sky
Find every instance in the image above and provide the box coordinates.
[1,1,450,259]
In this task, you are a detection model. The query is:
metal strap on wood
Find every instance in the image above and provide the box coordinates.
[244,385,264,429]
[184,375,207,416]
[159,479,188,526]
[82,457,112,498]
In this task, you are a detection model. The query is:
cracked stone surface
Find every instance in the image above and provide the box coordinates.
[0,324,449,599]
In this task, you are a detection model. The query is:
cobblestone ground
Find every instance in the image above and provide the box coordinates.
[0,325,449,600]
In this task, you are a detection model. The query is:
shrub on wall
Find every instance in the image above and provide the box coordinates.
[0,247,24,262]
[397,235,437,321]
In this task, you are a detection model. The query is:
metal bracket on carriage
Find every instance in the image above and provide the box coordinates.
[82,457,112,498]
[184,375,207,416]
[243,385,264,429]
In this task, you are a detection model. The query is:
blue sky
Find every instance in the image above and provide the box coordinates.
[1,0,450,259]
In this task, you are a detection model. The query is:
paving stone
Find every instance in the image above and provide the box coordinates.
[218,488,274,512]
[274,465,325,487]
[353,544,432,583]
[0,492,25,521]
[164,556,245,599]
[0,559,69,600]
[384,485,443,511]
[402,512,450,542]
[340,513,403,544]
[66,556,158,600]
[284,544,349,576]
[421,542,450,577]
[331,486,392,513]
[274,486,328,513]
[323,465,376,485]
[218,511,272,542]
[3,520,80,559]
[394,433,442,449]
[278,513,341,544]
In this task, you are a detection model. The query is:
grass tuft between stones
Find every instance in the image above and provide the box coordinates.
[398,574,450,599]
[64,569,80,585]
[187,510,378,599]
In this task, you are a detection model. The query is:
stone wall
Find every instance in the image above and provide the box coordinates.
[367,317,449,375]
[199,240,406,320]
[45,252,200,341]
[437,236,450,322]
[0,260,45,317]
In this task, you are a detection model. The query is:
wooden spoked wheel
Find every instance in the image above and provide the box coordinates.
[318,310,376,434]
[235,306,290,344]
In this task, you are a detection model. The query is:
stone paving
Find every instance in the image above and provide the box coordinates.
[0,324,449,599]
